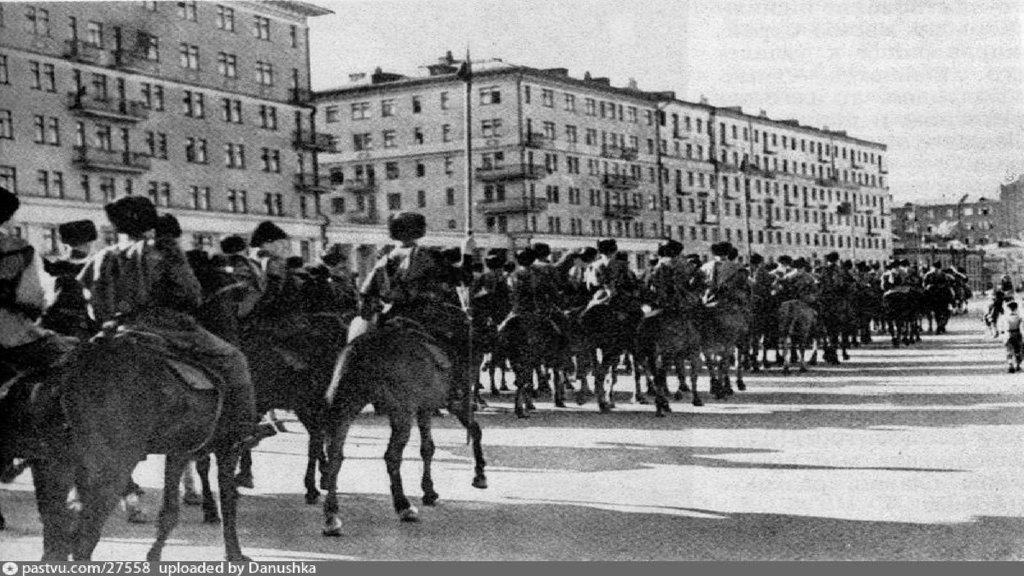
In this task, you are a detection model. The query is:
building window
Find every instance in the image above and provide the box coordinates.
[140,83,165,110]
[481,119,502,138]
[228,189,248,213]
[179,44,200,69]
[220,98,242,123]
[29,62,56,92]
[290,25,298,48]
[190,186,211,210]
[381,99,395,117]
[264,193,284,216]
[324,106,339,123]
[37,170,64,198]
[216,5,235,31]
[564,94,576,112]
[224,143,246,168]
[217,52,237,78]
[351,102,371,120]
[182,90,205,118]
[353,133,372,151]
[412,96,422,113]
[0,55,9,85]
[0,166,17,194]
[86,21,104,47]
[178,0,197,21]
[0,110,11,139]
[541,89,554,107]
[416,162,426,177]
[413,127,424,145]
[387,193,402,211]
[138,33,160,61]
[25,6,50,36]
[442,124,452,142]
[255,61,274,85]
[253,16,271,40]
[93,124,112,151]
[446,187,455,206]
[440,91,450,110]
[258,105,278,130]
[260,148,280,173]
[380,130,396,149]
[185,137,208,163]
[417,190,426,208]
[480,86,501,105]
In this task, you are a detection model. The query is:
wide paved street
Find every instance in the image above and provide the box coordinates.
[3,305,1024,560]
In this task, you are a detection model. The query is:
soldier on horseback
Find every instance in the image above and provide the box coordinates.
[42,220,100,340]
[587,238,638,311]
[76,196,274,447]
[0,187,75,375]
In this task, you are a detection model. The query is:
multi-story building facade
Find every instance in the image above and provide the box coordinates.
[892,197,1001,249]
[0,1,333,261]
[315,55,892,275]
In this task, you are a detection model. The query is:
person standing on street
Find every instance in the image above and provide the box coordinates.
[999,300,1022,373]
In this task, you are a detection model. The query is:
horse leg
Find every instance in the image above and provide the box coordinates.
[194,454,219,524]
[32,457,77,560]
[512,364,529,419]
[416,410,439,506]
[448,400,488,489]
[734,347,746,392]
[321,403,361,537]
[553,368,567,408]
[72,449,137,561]
[633,354,649,404]
[146,454,188,561]
[304,427,323,505]
[181,460,203,506]
[594,358,611,413]
[688,352,703,406]
[383,413,417,521]
[212,445,247,561]
[652,361,672,417]
[234,448,253,489]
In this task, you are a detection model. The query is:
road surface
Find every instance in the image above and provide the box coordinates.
[2,305,1023,560]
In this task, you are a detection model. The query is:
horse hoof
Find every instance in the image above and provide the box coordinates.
[490,387,500,396]
[182,491,203,506]
[227,555,252,562]
[399,506,420,522]
[322,518,344,537]
[422,492,439,507]
[472,475,488,490]
[305,492,320,506]
[146,550,161,562]
[692,397,704,407]
[842,353,850,361]
[575,393,587,406]
[500,385,511,392]
[598,403,612,413]
[515,409,529,419]
[203,512,221,524]
[234,475,254,489]
[655,410,666,418]
[736,379,746,391]
[799,366,808,373]
[127,509,149,524]
[782,367,791,375]
[673,390,686,401]
[634,395,650,405]
[554,400,567,408]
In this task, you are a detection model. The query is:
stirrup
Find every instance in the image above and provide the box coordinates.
[236,422,277,450]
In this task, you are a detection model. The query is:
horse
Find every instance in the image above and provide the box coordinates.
[883,288,919,347]
[697,303,748,399]
[497,313,566,418]
[778,299,818,373]
[579,300,642,412]
[635,309,703,415]
[923,283,954,335]
[320,316,488,536]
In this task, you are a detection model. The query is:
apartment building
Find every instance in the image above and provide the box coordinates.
[0,1,333,261]
[315,54,893,271]
[893,197,1002,249]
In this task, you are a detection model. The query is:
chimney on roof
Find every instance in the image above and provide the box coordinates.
[349,72,366,82]
[627,77,638,90]
[584,71,592,80]
[443,50,454,65]
[699,94,709,105]
[759,109,767,118]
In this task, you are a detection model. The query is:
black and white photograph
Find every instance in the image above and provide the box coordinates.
[0,0,1022,563]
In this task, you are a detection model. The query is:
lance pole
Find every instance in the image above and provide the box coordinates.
[461,49,475,442]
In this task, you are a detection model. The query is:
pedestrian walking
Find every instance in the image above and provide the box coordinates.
[999,300,1022,373]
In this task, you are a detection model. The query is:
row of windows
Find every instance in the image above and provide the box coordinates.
[0,166,313,218]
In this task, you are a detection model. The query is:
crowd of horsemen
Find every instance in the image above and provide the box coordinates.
[1,185,977,430]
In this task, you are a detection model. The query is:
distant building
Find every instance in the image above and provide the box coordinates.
[0,1,334,261]
[314,54,893,275]
[892,197,1001,249]
[893,247,986,292]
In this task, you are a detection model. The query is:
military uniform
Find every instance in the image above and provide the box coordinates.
[776,268,819,306]
[587,253,637,309]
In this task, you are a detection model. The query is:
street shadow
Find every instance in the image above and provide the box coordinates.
[4,488,1018,560]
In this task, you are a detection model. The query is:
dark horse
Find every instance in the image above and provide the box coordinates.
[8,333,252,560]
[320,306,488,536]
[924,284,954,335]
[579,300,642,412]
[883,288,919,347]
[497,313,566,418]
[635,309,703,415]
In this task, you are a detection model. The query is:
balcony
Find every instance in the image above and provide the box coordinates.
[294,173,333,195]
[74,147,151,174]
[600,145,638,161]
[698,215,721,226]
[475,163,546,182]
[817,178,860,190]
[63,40,109,65]
[67,92,148,123]
[602,173,640,190]
[744,165,775,179]
[293,131,339,153]
[525,133,552,149]
[604,204,640,220]
[112,49,158,74]
[477,196,548,215]
[620,147,639,161]
[714,160,741,173]
[341,180,377,194]
[342,211,381,225]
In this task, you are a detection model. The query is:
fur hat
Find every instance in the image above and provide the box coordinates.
[442,246,462,265]
[597,238,618,255]
[579,246,599,263]
[484,254,504,270]
[750,253,764,265]
[710,242,733,258]
[250,221,288,248]
[220,235,247,255]
[657,238,683,258]
[502,261,516,274]
[322,244,347,267]
[155,214,182,239]
[105,196,158,237]
[531,242,551,259]
[0,187,18,224]
[793,257,809,270]
[57,220,98,246]
[514,248,536,267]
[388,212,426,242]
[778,255,794,266]
[825,251,840,263]
[286,256,305,269]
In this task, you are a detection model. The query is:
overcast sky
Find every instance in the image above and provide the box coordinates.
[308,0,1024,205]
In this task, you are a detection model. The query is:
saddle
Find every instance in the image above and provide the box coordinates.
[97,326,220,392]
